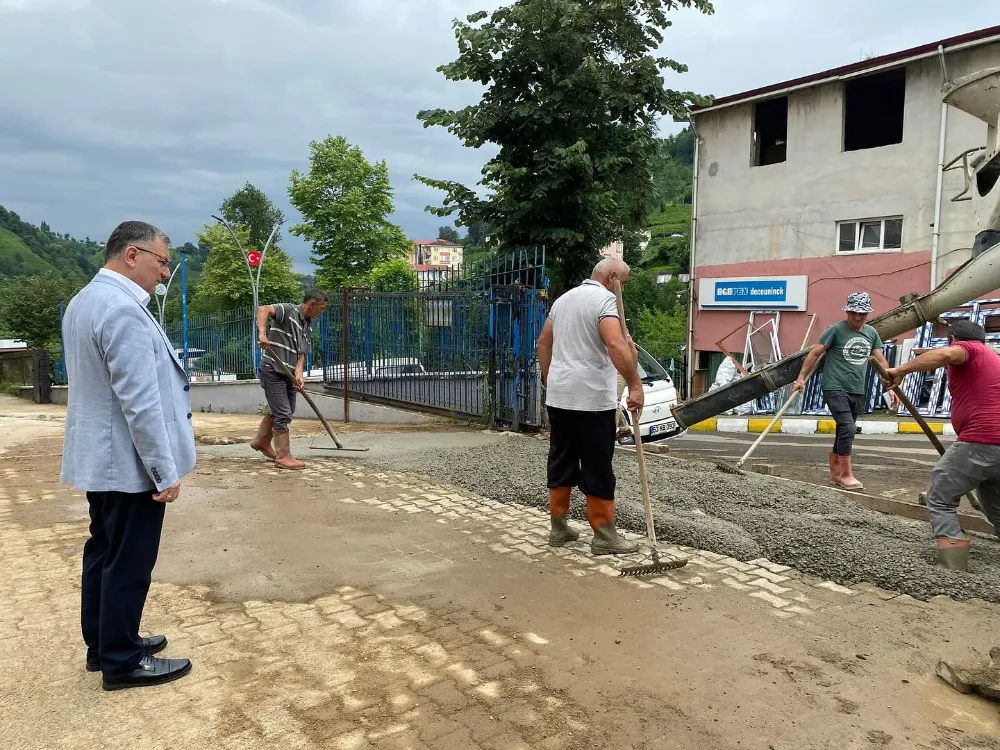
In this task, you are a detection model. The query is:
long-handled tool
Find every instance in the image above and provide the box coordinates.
[611,281,687,577]
[262,347,369,452]
[735,390,797,470]
[729,318,817,472]
[868,356,981,512]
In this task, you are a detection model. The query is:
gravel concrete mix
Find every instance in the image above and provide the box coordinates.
[359,434,1000,603]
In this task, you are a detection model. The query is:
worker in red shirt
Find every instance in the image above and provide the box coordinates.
[882,320,1000,571]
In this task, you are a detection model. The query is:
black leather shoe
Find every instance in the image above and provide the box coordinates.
[102,655,192,691]
[86,635,169,672]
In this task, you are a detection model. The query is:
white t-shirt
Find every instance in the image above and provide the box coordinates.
[545,280,620,412]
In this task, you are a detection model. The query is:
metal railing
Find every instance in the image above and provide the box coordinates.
[418,246,548,292]
[321,290,494,420]
[162,306,322,382]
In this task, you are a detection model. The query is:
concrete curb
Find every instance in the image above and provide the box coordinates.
[688,416,956,437]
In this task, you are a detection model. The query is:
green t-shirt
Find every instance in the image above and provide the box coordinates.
[818,321,883,395]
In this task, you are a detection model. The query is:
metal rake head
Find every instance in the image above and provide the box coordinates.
[619,557,688,578]
[714,461,745,476]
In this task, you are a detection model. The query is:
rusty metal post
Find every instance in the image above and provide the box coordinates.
[342,287,350,423]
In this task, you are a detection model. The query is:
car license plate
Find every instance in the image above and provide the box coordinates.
[649,420,676,436]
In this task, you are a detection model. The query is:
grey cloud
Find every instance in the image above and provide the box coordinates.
[0,0,994,273]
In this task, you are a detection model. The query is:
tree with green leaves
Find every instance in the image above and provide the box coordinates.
[192,223,302,315]
[370,258,419,293]
[288,135,410,289]
[416,0,713,293]
[0,274,77,350]
[437,225,461,243]
[219,183,286,250]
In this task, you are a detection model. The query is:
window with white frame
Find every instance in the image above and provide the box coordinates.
[836,217,903,253]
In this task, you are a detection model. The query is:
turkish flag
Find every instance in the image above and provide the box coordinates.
[246,250,262,268]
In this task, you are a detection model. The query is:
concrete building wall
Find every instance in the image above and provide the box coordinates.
[689,44,1000,384]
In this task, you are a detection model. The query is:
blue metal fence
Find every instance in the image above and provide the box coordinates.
[162,306,321,381]
[318,285,549,428]
[317,249,551,428]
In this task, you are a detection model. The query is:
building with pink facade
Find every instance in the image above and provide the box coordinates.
[685,26,1000,396]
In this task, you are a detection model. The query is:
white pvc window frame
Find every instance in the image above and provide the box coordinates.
[836,216,903,254]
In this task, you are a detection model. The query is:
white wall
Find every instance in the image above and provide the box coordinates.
[692,45,1000,283]
[43,383,441,424]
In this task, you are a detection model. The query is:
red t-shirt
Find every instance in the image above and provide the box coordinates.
[948,341,1000,445]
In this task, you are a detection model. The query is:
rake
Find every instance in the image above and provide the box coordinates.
[868,355,981,512]
[262,347,369,452]
[611,279,687,578]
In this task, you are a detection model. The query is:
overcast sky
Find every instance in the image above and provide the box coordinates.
[0,0,993,273]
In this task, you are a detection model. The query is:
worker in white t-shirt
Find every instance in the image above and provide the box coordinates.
[537,258,644,556]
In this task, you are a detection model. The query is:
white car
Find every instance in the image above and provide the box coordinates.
[618,346,681,442]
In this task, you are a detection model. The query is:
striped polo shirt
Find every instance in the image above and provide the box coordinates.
[266,303,311,370]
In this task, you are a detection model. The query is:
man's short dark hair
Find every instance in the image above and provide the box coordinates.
[105,221,170,263]
[304,288,328,304]
[948,320,987,343]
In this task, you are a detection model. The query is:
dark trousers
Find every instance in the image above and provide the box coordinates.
[260,361,297,431]
[82,491,165,676]
[823,390,864,456]
[547,407,617,500]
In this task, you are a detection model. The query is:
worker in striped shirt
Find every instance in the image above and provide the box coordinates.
[253,288,328,469]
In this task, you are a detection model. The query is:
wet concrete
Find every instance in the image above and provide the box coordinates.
[204,429,1000,603]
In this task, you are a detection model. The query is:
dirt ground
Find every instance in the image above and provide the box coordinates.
[1,398,999,749]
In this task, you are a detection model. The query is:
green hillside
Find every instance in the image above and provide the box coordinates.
[637,127,694,274]
[0,226,59,277]
[641,203,692,272]
[0,205,102,285]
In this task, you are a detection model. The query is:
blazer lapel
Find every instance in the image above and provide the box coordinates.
[92,275,187,376]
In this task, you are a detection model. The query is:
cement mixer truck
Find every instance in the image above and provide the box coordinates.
[668,66,1000,436]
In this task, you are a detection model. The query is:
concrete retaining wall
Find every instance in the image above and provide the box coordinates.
[34,382,441,424]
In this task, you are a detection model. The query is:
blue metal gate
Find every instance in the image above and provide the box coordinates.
[320,250,549,429]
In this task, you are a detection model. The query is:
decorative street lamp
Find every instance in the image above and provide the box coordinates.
[152,246,194,376]
[210,215,281,372]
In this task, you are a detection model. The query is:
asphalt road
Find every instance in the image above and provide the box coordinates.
[662,431,951,502]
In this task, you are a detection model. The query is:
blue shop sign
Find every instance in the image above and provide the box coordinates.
[698,275,808,311]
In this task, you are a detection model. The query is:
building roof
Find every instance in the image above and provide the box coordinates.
[691,24,1000,115]
[412,238,463,248]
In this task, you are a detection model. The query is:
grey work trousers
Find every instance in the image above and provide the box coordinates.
[823,390,864,456]
[926,441,1000,540]
[259,361,297,432]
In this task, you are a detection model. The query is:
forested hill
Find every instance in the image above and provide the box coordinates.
[0,205,104,284]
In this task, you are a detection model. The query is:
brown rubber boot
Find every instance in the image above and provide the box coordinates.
[273,431,305,470]
[586,496,640,555]
[936,537,971,572]
[834,455,864,491]
[828,452,842,485]
[548,487,580,547]
[250,416,277,459]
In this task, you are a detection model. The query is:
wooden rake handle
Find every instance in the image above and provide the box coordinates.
[867,356,946,455]
[612,279,658,547]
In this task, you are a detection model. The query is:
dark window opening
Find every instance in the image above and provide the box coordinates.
[844,68,906,151]
[753,96,788,166]
[976,151,1000,197]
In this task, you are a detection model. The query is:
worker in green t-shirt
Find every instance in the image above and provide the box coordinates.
[794,292,896,491]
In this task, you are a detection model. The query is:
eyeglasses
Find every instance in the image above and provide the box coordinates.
[131,246,171,269]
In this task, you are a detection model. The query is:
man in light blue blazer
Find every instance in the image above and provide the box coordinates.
[61,221,196,690]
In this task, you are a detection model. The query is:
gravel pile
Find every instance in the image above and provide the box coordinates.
[360,434,1000,603]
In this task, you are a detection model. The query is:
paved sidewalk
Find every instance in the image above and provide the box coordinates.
[2,418,999,748]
